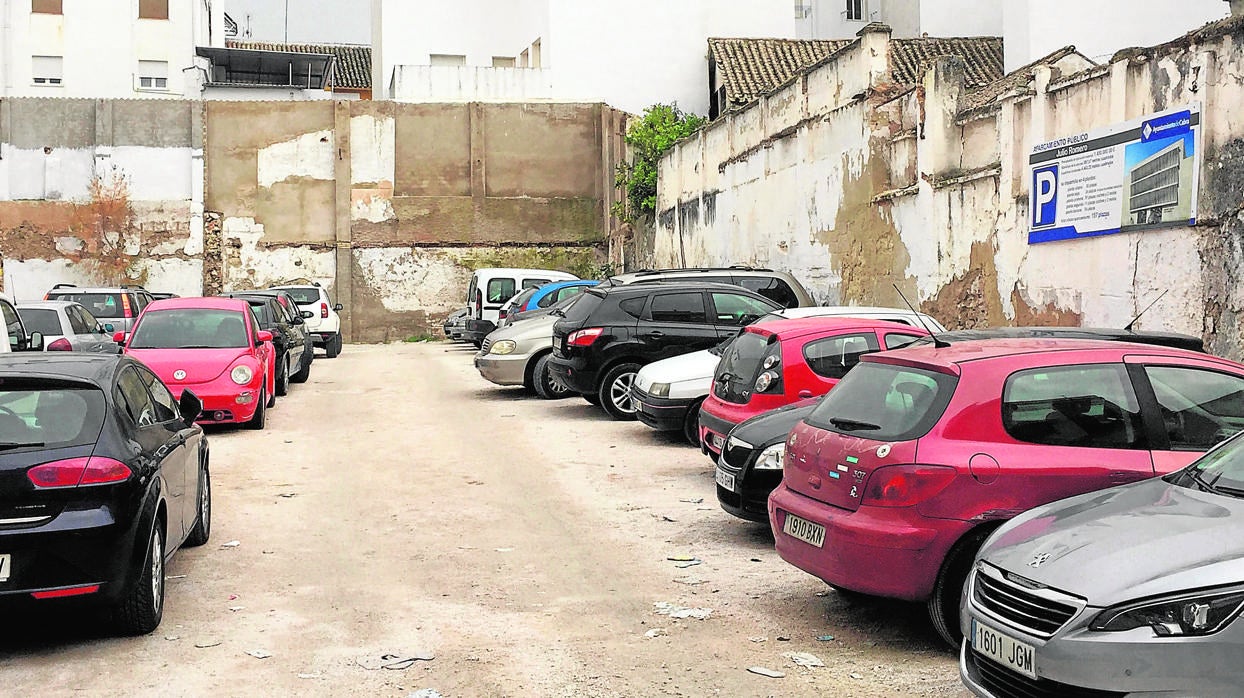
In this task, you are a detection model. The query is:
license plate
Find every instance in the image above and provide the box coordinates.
[708,432,725,450]
[0,554,10,582]
[781,512,826,548]
[971,617,1036,679]
[715,467,737,492]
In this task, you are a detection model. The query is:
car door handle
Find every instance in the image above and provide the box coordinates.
[645,331,664,338]
[798,390,814,399]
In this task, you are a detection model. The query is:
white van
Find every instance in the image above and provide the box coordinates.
[464,268,578,345]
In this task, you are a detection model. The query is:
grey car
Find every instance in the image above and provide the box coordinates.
[17,301,118,353]
[961,432,1244,698]
[473,297,578,399]
[43,285,155,333]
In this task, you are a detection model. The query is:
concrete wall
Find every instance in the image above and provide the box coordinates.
[0,97,625,342]
[651,19,1244,360]
[798,0,1002,40]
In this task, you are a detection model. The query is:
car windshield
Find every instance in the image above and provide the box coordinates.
[806,362,959,441]
[280,288,321,305]
[17,308,61,335]
[130,309,250,349]
[48,292,121,318]
[0,379,106,451]
[1171,435,1244,498]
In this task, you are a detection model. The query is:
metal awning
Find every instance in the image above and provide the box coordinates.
[196,46,335,89]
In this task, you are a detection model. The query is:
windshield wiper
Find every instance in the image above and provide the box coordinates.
[1189,470,1223,494]
[829,417,882,432]
[0,441,46,451]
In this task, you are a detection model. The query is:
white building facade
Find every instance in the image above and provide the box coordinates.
[795,0,1003,41]
[0,0,226,99]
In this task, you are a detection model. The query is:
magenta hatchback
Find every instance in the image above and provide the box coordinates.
[769,337,1244,645]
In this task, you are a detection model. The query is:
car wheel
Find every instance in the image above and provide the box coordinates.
[247,391,267,430]
[112,519,165,636]
[533,354,570,400]
[683,398,706,446]
[928,528,991,648]
[598,363,641,421]
[326,334,341,359]
[290,350,312,384]
[184,462,211,547]
[275,357,289,397]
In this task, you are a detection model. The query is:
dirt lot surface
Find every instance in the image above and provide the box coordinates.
[1,343,971,697]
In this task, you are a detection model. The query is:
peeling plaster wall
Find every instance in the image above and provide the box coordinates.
[654,21,1244,359]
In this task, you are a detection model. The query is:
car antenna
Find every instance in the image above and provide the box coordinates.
[893,284,949,348]
[1124,290,1169,332]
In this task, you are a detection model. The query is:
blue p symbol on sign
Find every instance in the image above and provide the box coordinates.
[1032,165,1059,228]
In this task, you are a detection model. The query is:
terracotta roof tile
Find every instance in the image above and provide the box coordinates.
[709,38,852,108]
[888,36,1005,89]
[964,46,1094,110]
[227,41,371,90]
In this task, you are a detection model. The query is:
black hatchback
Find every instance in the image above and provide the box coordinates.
[222,292,314,394]
[549,282,780,420]
[0,354,211,635]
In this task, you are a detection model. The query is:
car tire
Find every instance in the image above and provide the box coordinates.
[247,391,267,430]
[290,350,312,384]
[275,357,289,397]
[326,334,341,359]
[928,528,991,648]
[184,462,211,547]
[683,398,706,446]
[533,354,570,400]
[112,519,165,636]
[598,363,642,421]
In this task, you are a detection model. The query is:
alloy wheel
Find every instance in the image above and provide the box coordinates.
[609,372,637,414]
[150,529,164,618]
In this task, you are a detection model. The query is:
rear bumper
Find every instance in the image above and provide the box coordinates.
[632,387,693,431]
[310,331,337,347]
[548,354,598,396]
[698,408,738,454]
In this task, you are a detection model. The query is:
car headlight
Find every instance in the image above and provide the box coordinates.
[754,442,786,470]
[649,382,670,398]
[490,340,517,356]
[1090,586,1244,636]
[230,365,254,385]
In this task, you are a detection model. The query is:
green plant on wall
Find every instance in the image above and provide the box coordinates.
[614,104,707,221]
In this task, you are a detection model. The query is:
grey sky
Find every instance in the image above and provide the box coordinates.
[227,0,371,45]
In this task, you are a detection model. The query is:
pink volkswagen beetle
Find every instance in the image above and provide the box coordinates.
[118,297,275,429]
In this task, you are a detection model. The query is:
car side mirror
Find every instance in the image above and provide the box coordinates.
[256,330,274,345]
[178,390,203,423]
[103,323,114,333]
[113,331,127,345]
[291,315,304,326]
[301,310,314,319]
[27,332,43,351]
[333,303,343,312]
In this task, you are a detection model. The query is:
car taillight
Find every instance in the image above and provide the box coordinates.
[320,302,329,319]
[27,457,132,489]
[121,294,133,318]
[861,465,957,507]
[499,308,508,320]
[568,328,604,346]
[475,290,483,318]
[46,338,72,352]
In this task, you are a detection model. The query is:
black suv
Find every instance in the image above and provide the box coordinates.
[549,282,781,420]
[221,293,313,395]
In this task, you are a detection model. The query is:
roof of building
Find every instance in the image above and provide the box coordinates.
[709,33,1006,113]
[963,45,1094,110]
[226,41,372,89]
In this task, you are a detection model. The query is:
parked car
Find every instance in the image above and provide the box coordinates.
[769,337,1244,646]
[44,284,155,333]
[244,289,318,375]
[698,318,930,457]
[464,268,579,346]
[497,287,542,328]
[222,293,312,393]
[475,296,582,399]
[521,280,600,314]
[912,326,1204,352]
[961,431,1244,698]
[269,283,344,359]
[118,298,275,429]
[549,282,781,419]
[443,307,469,341]
[633,306,944,446]
[2,295,44,352]
[0,352,210,635]
[149,292,180,301]
[17,301,117,353]
[606,267,816,308]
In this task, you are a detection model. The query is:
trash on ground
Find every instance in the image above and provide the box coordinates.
[749,558,762,563]
[816,635,835,642]
[679,498,704,504]
[644,628,668,639]
[164,635,180,641]
[666,555,697,562]
[495,547,514,553]
[850,672,864,680]
[165,574,187,580]
[194,639,222,648]
[748,636,767,643]
[297,673,321,680]
[776,636,791,641]
[673,576,707,586]
[220,540,240,548]
[653,602,712,620]
[356,653,437,671]
[228,606,244,612]
[408,690,443,698]
[747,666,785,679]
[228,594,238,600]
[245,649,273,659]
[783,651,824,669]
[661,515,677,522]
[278,493,297,498]
[667,556,703,568]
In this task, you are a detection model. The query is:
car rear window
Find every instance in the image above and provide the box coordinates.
[715,331,773,403]
[281,288,321,305]
[48,293,122,318]
[737,276,800,308]
[807,362,958,441]
[130,309,250,349]
[0,379,106,450]
[1003,364,1144,450]
[561,292,604,324]
[803,333,880,380]
[16,308,61,336]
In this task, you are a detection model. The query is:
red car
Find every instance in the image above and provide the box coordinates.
[118,297,275,429]
[769,338,1244,646]
[699,318,929,457]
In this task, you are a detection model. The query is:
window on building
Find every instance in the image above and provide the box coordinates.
[531,39,542,68]
[429,54,466,67]
[31,0,62,14]
[519,49,529,68]
[138,60,169,89]
[31,55,63,85]
[139,0,169,19]
[845,0,864,21]
[492,56,516,68]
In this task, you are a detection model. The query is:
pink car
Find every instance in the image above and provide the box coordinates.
[119,297,275,429]
[769,337,1244,646]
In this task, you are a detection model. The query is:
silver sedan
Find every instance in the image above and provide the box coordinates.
[961,432,1244,698]
[16,300,119,353]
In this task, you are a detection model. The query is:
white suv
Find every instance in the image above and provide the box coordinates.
[271,284,344,358]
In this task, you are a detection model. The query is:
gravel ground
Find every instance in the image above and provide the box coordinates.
[0,342,972,697]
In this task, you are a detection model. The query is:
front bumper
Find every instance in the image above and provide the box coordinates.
[632,387,694,432]
[171,380,262,424]
[464,319,497,344]
[716,441,782,522]
[474,352,532,387]
[548,354,598,396]
[768,482,963,600]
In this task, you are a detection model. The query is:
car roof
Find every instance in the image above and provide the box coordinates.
[867,337,1226,375]
[610,267,774,282]
[47,287,142,294]
[592,281,764,297]
[271,284,322,290]
[920,327,1204,351]
[17,300,76,310]
[145,297,251,312]
[0,353,123,385]
[750,316,931,338]
[470,268,578,277]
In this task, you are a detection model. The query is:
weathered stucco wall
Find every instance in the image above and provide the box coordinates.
[0,97,624,342]
[652,20,1244,360]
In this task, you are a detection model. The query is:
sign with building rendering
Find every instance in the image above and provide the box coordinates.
[1028,105,1201,244]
